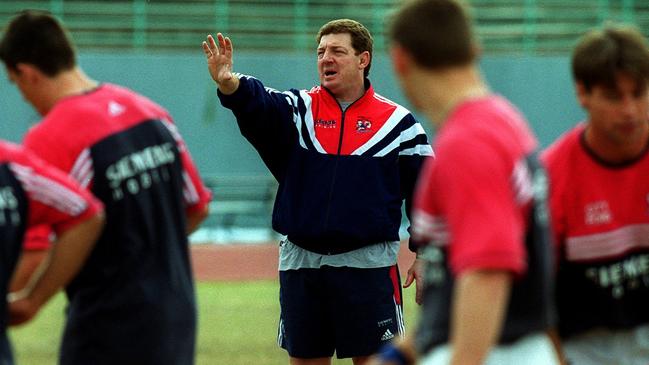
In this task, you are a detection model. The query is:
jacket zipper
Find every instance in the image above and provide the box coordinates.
[322,107,345,242]
[322,93,363,251]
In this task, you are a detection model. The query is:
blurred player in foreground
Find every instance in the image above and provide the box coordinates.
[542,24,649,365]
[372,0,561,364]
[203,18,431,365]
[1,10,212,365]
[0,140,103,364]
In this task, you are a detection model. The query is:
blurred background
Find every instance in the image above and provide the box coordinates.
[2,0,649,244]
[1,2,649,363]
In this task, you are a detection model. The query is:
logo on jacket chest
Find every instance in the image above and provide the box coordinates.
[355,117,373,133]
[585,200,612,225]
[315,119,337,129]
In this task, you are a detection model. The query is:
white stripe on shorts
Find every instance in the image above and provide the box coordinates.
[394,297,405,337]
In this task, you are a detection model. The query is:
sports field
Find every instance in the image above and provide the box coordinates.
[9,244,419,364]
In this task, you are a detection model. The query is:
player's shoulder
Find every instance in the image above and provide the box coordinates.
[307,85,322,94]
[0,139,46,168]
[371,91,400,108]
[52,83,168,125]
[541,123,584,167]
[98,83,166,112]
[433,127,490,172]
[45,84,113,122]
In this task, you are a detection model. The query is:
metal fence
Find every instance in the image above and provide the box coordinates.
[1,0,648,55]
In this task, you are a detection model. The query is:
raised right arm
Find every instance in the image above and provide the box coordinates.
[202,34,298,180]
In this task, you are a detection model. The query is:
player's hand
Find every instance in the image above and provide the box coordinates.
[366,355,399,365]
[403,258,424,305]
[369,339,416,365]
[202,33,239,94]
[367,354,402,365]
[7,291,39,326]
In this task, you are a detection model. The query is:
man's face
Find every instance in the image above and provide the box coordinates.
[578,72,649,147]
[317,33,368,101]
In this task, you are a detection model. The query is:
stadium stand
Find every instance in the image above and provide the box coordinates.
[1,0,648,54]
[203,175,277,230]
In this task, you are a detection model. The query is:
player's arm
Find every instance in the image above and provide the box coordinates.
[9,250,49,293]
[370,335,418,365]
[186,203,209,235]
[9,225,52,293]
[6,151,105,325]
[9,213,104,326]
[448,269,511,365]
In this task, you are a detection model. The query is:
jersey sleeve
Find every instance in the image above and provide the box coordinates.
[22,224,52,251]
[217,75,298,180]
[10,153,103,236]
[161,118,212,214]
[434,140,526,276]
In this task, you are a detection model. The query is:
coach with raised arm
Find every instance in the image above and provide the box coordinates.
[203,19,432,365]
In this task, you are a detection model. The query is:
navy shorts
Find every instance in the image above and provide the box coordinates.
[278,265,404,359]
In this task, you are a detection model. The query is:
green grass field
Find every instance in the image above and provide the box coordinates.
[9,280,419,365]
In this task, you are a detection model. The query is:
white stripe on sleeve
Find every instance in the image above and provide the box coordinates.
[10,163,88,216]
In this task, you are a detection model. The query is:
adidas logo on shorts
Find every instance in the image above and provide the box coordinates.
[381,329,395,341]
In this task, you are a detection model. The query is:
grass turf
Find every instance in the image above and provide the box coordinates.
[10,280,419,365]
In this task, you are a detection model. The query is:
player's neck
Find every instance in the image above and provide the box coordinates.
[425,66,490,127]
[41,67,98,115]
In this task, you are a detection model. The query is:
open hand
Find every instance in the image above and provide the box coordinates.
[202,33,236,88]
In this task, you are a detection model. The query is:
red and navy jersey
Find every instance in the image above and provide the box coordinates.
[23,84,211,364]
[542,124,649,338]
[411,96,556,351]
[219,75,432,254]
[0,140,101,364]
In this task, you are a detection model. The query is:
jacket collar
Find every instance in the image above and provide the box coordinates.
[321,78,374,110]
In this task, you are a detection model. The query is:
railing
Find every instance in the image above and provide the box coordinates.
[1,0,648,55]
[202,175,277,230]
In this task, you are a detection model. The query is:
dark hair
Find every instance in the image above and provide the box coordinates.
[389,0,477,69]
[317,19,373,78]
[572,25,649,92]
[0,10,76,76]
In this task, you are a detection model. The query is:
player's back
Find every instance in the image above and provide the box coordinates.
[24,84,197,365]
[414,95,555,351]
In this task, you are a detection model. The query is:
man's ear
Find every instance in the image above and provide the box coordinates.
[359,50,370,70]
[390,45,410,76]
[15,63,42,84]
[575,82,589,108]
